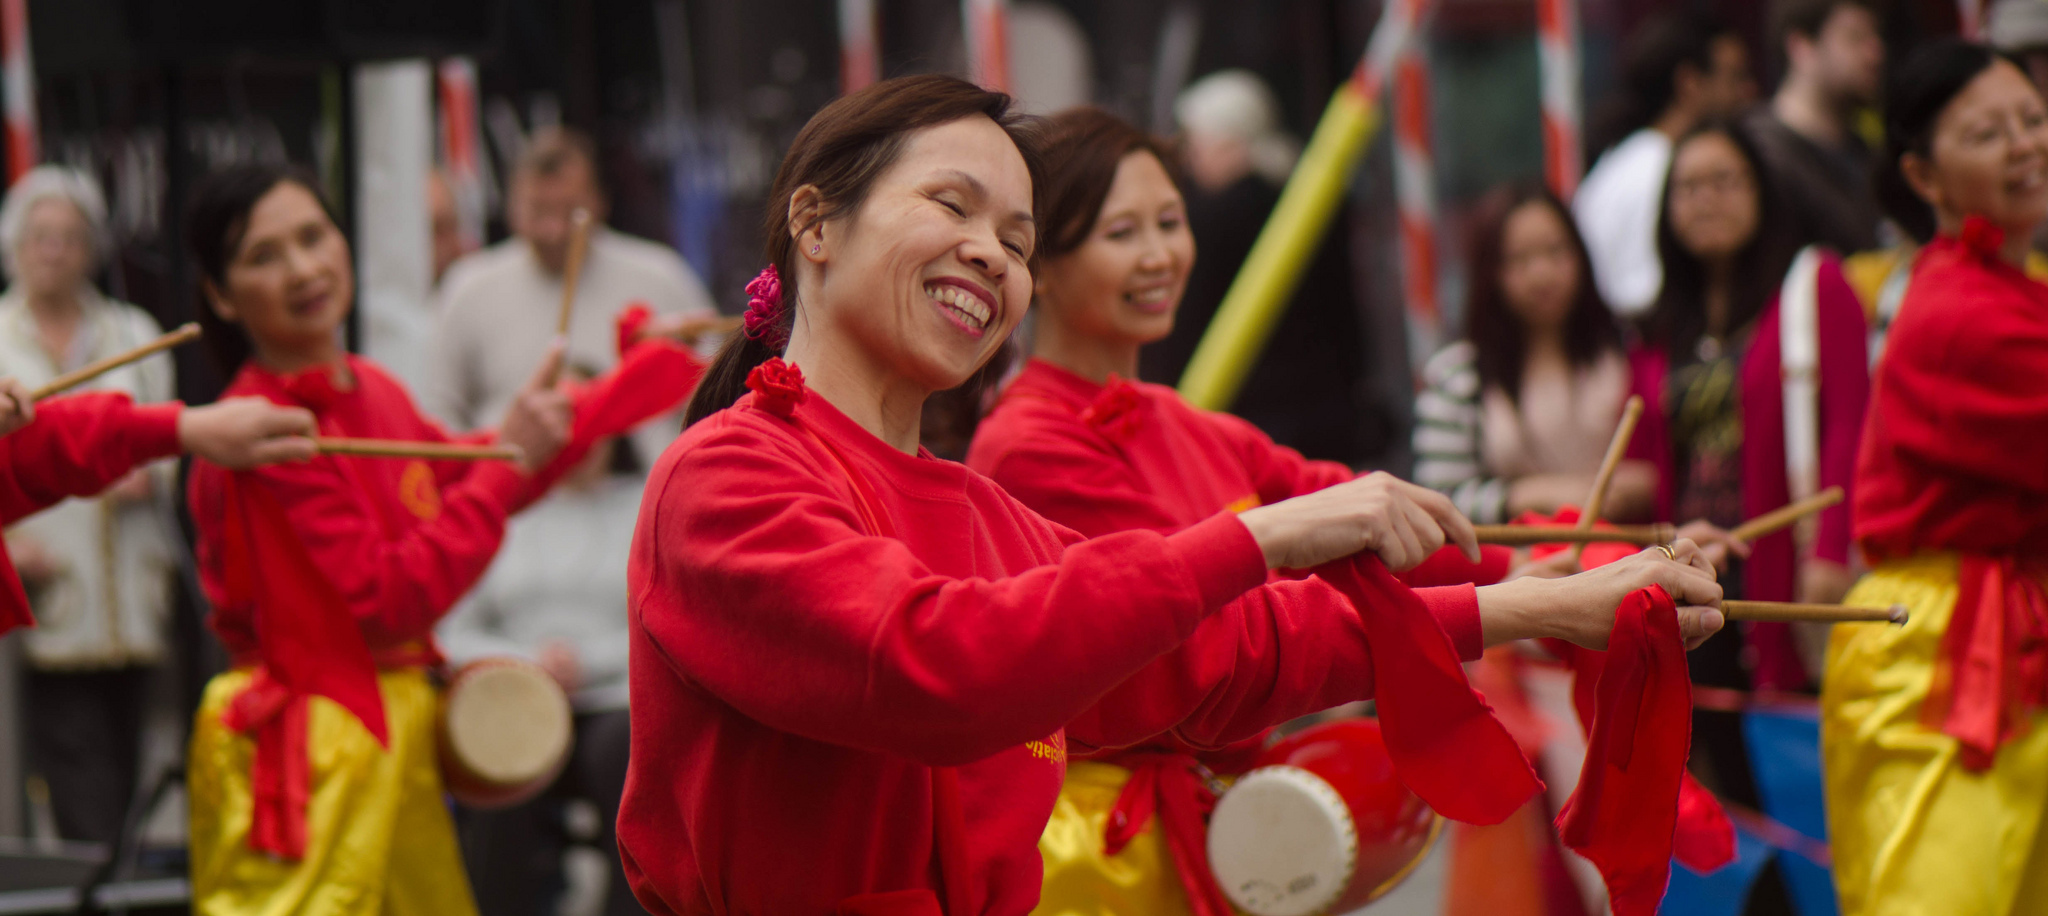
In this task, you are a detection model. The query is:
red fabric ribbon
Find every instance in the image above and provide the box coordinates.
[1553,585,1732,915]
[215,471,387,860]
[1922,556,2048,770]
[1312,556,1542,825]
[1100,755,1232,916]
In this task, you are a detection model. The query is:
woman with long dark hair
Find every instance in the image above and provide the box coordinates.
[1824,40,2048,915]
[180,164,578,914]
[1415,183,1651,528]
[621,77,1725,914]
[1626,120,1869,657]
[1621,118,1870,915]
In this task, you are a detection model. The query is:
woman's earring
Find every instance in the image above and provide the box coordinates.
[811,244,821,255]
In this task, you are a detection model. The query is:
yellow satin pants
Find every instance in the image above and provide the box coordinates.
[1033,761,1194,916]
[1821,554,2048,916]
[188,668,477,916]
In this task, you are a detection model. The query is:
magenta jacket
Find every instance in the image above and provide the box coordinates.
[1624,254,1870,688]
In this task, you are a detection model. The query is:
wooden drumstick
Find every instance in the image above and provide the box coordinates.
[1730,486,1845,543]
[30,323,201,401]
[538,208,596,388]
[314,437,522,462]
[1572,395,1645,564]
[1720,600,1906,625]
[1473,523,1676,547]
[555,208,594,338]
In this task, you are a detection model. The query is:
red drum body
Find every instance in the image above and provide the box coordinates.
[1207,719,1441,916]
[438,658,573,809]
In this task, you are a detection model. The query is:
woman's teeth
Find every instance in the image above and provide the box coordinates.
[926,284,991,329]
[1126,287,1172,306]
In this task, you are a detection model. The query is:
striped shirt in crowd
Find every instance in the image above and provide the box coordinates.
[1411,342,1509,524]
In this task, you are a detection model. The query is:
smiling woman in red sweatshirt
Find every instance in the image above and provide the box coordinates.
[622,75,1726,916]
[962,108,1530,915]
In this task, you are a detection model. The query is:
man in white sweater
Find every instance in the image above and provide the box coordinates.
[424,127,715,462]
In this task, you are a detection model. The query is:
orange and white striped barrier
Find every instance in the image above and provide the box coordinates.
[1177,0,1436,410]
[1536,0,1581,199]
[0,0,36,182]
[437,58,486,252]
[838,0,881,95]
[961,0,1012,93]
[1391,50,1439,347]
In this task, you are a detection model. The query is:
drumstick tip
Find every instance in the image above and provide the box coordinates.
[1889,604,1910,626]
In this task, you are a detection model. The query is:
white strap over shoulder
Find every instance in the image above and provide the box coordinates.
[1778,245,1823,549]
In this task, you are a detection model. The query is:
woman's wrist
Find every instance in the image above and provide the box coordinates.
[1475,575,1554,647]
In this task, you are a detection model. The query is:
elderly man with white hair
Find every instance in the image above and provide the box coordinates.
[1145,69,1380,466]
[0,164,177,843]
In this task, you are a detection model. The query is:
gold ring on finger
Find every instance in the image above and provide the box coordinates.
[1657,543,1677,561]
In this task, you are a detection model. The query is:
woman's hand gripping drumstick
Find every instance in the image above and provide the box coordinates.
[0,378,34,436]
[499,341,574,473]
[1570,395,1644,567]
[1238,471,1481,572]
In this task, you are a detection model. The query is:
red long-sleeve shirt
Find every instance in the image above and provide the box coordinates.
[188,356,528,657]
[1856,229,2048,558]
[0,392,183,631]
[967,359,1503,616]
[620,370,1467,915]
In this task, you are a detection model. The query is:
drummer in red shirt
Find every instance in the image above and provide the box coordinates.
[0,381,317,633]
[179,164,576,916]
[621,73,1726,916]
[961,107,1527,913]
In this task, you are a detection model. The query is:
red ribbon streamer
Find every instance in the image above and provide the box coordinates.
[1313,556,1542,825]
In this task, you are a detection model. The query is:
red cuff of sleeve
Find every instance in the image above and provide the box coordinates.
[124,402,185,465]
[466,460,533,511]
[1165,512,1269,611]
[1417,583,1483,661]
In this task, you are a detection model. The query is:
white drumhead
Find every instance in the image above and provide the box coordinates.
[446,663,573,785]
[1207,765,1359,916]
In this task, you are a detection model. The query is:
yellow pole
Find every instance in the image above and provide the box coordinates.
[1176,80,1382,410]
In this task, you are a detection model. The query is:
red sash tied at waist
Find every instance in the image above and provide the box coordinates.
[1923,555,2048,770]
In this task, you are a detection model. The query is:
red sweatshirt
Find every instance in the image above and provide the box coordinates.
[620,362,1472,915]
[0,392,183,632]
[967,358,1503,616]
[188,356,529,657]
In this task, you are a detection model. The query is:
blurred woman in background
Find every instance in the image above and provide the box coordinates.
[0,165,178,844]
[1624,118,1869,914]
[1413,183,1650,527]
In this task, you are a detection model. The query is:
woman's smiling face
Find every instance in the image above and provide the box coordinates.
[1036,150,1194,348]
[206,180,354,362]
[799,115,1036,394]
